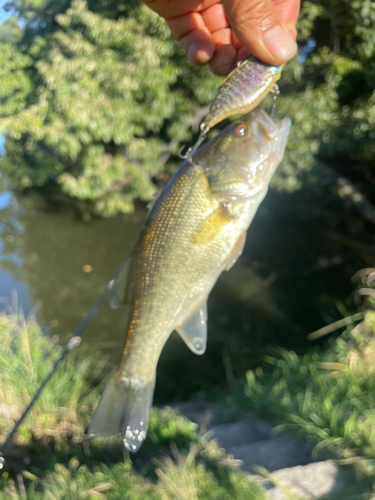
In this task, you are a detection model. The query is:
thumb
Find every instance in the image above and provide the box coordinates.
[222,0,297,65]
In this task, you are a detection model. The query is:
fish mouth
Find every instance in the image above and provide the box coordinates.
[239,109,291,193]
[249,108,291,141]
[191,107,291,197]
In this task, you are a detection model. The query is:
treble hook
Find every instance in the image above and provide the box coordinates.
[178,144,193,160]
[178,130,207,163]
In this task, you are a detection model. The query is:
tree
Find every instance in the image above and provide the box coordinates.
[0,0,220,215]
[0,0,374,215]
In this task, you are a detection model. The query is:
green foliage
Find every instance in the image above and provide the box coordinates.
[0,305,101,447]
[0,0,375,214]
[148,407,200,449]
[0,0,220,215]
[0,447,266,499]
[0,306,266,498]
[155,445,265,500]
[271,0,375,191]
[0,461,160,500]
[0,305,201,451]
[0,43,31,116]
[223,301,375,477]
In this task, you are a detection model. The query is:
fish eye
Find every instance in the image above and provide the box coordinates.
[234,123,247,137]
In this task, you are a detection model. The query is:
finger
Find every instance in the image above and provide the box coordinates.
[286,24,297,40]
[274,0,300,32]
[200,3,230,33]
[178,29,216,65]
[167,12,215,64]
[236,46,251,65]
[167,11,210,42]
[231,31,245,50]
[211,27,232,46]
[142,0,218,20]
[222,0,298,65]
[209,44,237,75]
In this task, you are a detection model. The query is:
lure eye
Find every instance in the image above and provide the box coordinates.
[234,123,247,137]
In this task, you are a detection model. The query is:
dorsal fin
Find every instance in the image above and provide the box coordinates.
[175,302,207,355]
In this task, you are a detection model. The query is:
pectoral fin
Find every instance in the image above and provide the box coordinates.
[176,302,207,355]
[226,231,246,271]
[191,205,233,245]
[107,255,132,309]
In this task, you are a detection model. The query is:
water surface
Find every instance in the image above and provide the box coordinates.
[0,185,373,402]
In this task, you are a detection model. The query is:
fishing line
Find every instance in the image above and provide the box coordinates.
[0,258,126,471]
[269,84,280,119]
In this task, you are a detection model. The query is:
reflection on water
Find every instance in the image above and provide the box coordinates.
[0,191,143,345]
[0,192,30,310]
[0,187,374,402]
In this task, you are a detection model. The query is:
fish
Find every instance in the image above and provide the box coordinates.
[181,57,283,159]
[88,108,291,452]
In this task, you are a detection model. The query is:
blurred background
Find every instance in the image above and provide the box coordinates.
[0,0,374,404]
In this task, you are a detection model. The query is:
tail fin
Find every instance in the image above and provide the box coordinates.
[88,370,156,452]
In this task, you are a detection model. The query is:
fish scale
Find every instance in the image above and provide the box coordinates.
[125,166,224,365]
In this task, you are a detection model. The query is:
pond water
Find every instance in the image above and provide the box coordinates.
[0,182,374,403]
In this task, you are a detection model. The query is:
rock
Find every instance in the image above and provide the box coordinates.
[162,400,351,500]
[208,418,273,449]
[166,401,217,429]
[252,460,345,499]
[226,435,313,472]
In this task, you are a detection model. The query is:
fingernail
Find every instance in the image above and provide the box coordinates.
[187,42,213,65]
[263,25,297,62]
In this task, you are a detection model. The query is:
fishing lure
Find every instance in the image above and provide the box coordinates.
[181,57,283,159]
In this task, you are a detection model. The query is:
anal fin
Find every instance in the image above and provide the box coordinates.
[175,302,207,355]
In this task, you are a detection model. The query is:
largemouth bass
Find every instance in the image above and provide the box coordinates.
[89,109,290,452]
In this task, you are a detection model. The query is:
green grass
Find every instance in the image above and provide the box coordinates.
[2,291,375,498]
[223,305,375,480]
[0,305,102,449]
[0,446,266,500]
[0,305,266,499]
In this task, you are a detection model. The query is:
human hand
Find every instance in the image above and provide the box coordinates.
[142,0,299,76]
